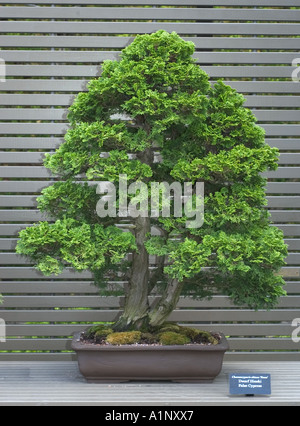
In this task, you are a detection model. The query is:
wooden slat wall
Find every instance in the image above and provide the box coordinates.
[0,0,299,361]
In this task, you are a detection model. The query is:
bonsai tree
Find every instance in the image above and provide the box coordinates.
[16,30,287,334]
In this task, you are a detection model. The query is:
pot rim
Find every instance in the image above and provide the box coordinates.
[71,332,229,352]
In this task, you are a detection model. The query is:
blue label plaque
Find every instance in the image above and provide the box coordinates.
[229,373,271,395]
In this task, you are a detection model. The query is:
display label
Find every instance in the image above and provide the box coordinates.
[229,373,271,395]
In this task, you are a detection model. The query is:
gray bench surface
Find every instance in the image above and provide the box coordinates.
[0,361,299,406]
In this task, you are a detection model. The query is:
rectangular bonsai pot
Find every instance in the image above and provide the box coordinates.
[72,332,229,383]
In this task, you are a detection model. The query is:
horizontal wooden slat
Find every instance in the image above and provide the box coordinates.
[255,111,300,121]
[0,263,299,279]
[0,208,297,224]
[1,251,298,266]
[1,194,300,208]
[0,166,52,178]
[1,295,123,308]
[3,253,297,266]
[5,65,297,78]
[0,108,299,122]
[0,50,120,63]
[1,7,299,21]
[0,211,48,221]
[2,50,300,64]
[263,167,300,178]
[0,138,62,149]
[274,225,300,237]
[0,281,101,294]
[5,324,91,337]
[257,183,297,193]
[285,281,300,293]
[0,94,74,106]
[0,22,299,35]
[1,295,299,308]
[0,153,45,164]
[0,137,298,151]
[1,237,300,251]
[2,94,300,108]
[2,181,296,194]
[0,279,298,294]
[0,123,67,134]
[0,309,118,322]
[1,80,88,92]
[6,65,102,77]
[267,139,300,151]
[267,196,300,207]
[279,154,300,165]
[4,322,296,338]
[3,81,300,94]
[1,220,299,236]
[244,97,300,108]
[1,165,299,179]
[1,36,300,50]
[285,239,300,250]
[1,308,298,322]
[228,338,298,351]
[287,253,300,265]
[269,211,300,223]
[278,267,300,277]
[0,108,68,120]
[0,339,71,351]
[0,196,38,207]
[0,267,93,279]
[0,224,35,236]
[1,123,300,136]
[0,280,104,294]
[263,125,300,136]
[0,181,53,192]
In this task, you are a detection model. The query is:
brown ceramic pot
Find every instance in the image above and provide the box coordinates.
[71,332,229,383]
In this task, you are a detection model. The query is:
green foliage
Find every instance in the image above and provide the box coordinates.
[171,144,278,184]
[16,218,136,276]
[16,30,287,317]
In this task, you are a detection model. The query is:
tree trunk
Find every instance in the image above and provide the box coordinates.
[149,278,183,328]
[113,215,151,331]
[112,146,183,331]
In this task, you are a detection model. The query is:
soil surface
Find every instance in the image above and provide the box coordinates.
[80,330,222,347]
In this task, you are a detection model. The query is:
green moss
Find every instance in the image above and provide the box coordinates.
[84,322,219,346]
[106,331,142,345]
[195,331,219,345]
[85,324,114,340]
[177,326,200,340]
[140,332,159,344]
[156,324,182,335]
[159,331,191,345]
